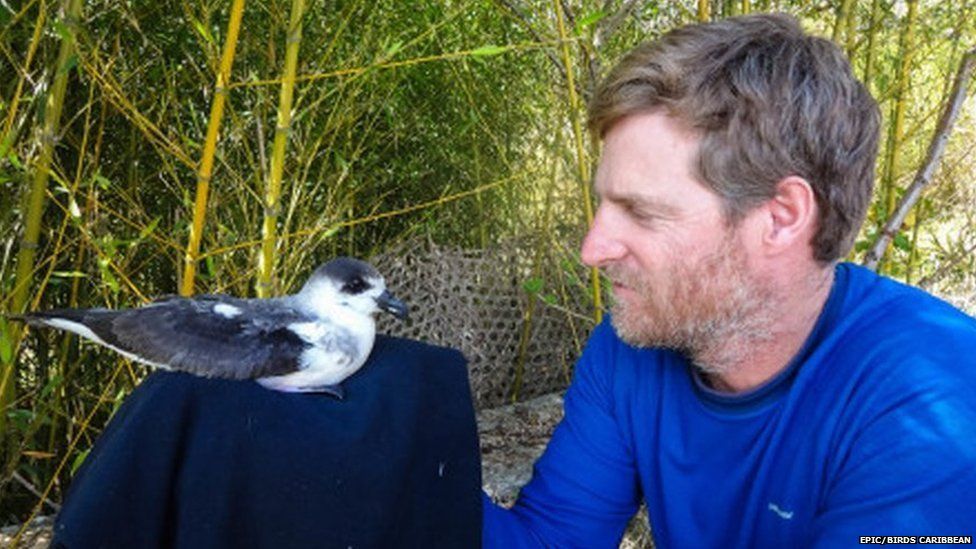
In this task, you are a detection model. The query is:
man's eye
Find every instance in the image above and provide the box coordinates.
[628,208,657,224]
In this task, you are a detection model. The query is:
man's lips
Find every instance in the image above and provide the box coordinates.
[611,280,635,299]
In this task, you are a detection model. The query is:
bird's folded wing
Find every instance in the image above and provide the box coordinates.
[107,298,307,379]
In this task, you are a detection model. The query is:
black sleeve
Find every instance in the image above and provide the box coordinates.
[52,335,482,549]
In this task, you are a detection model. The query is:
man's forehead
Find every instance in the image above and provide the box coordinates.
[592,156,727,222]
[593,158,682,205]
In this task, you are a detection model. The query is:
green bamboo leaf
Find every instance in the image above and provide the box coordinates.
[52,270,87,278]
[70,448,90,476]
[320,225,341,239]
[523,277,543,294]
[575,10,607,34]
[94,174,112,190]
[98,235,117,257]
[894,233,912,252]
[40,375,64,399]
[59,54,79,75]
[469,45,508,57]
[7,408,33,432]
[98,259,120,293]
[385,40,404,58]
[7,152,23,170]
[53,20,70,41]
[139,217,161,240]
[110,388,128,417]
[191,18,216,45]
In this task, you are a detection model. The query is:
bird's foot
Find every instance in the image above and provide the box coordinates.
[305,384,344,399]
[255,378,344,399]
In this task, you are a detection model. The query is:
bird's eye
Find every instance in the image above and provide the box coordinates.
[342,277,369,294]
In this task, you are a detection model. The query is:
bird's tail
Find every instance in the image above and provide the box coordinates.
[5,309,90,326]
[5,310,119,348]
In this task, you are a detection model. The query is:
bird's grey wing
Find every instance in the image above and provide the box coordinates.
[107,297,308,379]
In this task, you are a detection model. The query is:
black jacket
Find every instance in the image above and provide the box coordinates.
[52,335,482,548]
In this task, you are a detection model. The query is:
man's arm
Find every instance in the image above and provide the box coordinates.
[812,355,976,545]
[483,320,640,548]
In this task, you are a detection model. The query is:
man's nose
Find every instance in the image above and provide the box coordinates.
[580,206,626,267]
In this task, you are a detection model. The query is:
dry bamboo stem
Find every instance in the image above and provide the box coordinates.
[181,0,247,296]
[864,48,976,272]
[1,0,83,440]
[552,0,603,324]
[257,0,305,297]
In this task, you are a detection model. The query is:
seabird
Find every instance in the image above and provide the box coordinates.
[11,257,408,399]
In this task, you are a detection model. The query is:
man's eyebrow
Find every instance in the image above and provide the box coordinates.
[603,192,681,216]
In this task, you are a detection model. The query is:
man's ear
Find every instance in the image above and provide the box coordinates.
[758,176,818,255]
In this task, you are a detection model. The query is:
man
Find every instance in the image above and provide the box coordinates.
[484,13,976,548]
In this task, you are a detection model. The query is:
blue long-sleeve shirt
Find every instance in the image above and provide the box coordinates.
[484,263,976,548]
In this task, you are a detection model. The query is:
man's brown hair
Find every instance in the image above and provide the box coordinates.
[588,13,880,262]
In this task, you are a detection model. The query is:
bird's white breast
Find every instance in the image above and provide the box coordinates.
[284,308,376,387]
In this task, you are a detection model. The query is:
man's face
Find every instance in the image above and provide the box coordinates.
[580,111,771,367]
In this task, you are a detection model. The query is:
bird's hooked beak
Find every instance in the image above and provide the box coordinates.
[376,290,409,320]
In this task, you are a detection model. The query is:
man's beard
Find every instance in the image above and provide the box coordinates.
[605,233,775,375]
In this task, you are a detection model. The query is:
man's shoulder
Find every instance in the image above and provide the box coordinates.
[818,264,976,400]
[836,263,976,347]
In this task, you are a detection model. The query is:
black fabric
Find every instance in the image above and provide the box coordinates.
[52,335,482,548]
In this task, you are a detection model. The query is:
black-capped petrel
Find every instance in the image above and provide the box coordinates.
[11,257,408,399]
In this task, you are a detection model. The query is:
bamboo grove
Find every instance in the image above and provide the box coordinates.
[1,0,975,529]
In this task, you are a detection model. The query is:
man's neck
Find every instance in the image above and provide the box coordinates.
[699,265,835,394]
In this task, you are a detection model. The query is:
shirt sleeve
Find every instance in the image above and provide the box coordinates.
[811,354,976,545]
[483,320,641,548]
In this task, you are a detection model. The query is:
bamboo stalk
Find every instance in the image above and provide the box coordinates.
[552,0,602,324]
[877,0,918,270]
[726,0,738,17]
[862,0,882,92]
[181,0,247,296]
[698,0,710,22]
[831,0,854,44]
[1,0,83,442]
[844,0,857,58]
[0,0,46,161]
[905,205,922,284]
[257,0,305,297]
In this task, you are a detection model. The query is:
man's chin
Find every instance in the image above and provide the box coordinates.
[610,305,666,349]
